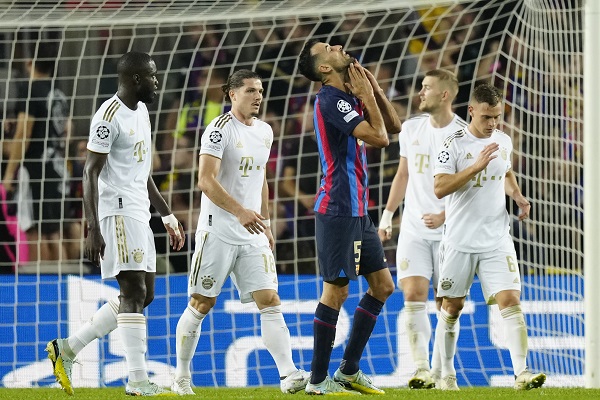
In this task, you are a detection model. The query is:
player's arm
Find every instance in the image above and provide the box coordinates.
[147,177,185,250]
[505,169,530,221]
[434,142,499,199]
[261,173,275,250]
[378,156,408,241]
[363,66,401,134]
[197,153,267,234]
[346,63,389,148]
[82,150,108,266]
[1,112,34,192]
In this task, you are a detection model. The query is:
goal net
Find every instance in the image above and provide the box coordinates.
[0,0,584,389]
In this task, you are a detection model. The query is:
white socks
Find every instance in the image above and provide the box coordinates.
[404,301,431,370]
[67,298,119,358]
[175,305,206,379]
[501,305,528,376]
[118,313,148,383]
[435,307,460,377]
[260,305,297,377]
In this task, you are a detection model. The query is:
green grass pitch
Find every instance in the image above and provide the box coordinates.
[0,387,600,400]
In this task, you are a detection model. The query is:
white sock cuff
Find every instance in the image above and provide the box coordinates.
[440,307,459,324]
[117,313,146,328]
[500,305,523,319]
[186,304,206,321]
[404,301,426,313]
[259,305,282,315]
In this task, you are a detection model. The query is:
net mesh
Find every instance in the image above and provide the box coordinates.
[0,0,584,389]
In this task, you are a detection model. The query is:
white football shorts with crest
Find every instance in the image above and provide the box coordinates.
[99,215,156,279]
[437,236,521,305]
[188,230,278,303]
[395,230,440,291]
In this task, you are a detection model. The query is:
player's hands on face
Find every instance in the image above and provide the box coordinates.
[422,212,444,229]
[237,208,267,235]
[85,227,106,267]
[472,142,499,173]
[362,65,383,93]
[345,62,374,100]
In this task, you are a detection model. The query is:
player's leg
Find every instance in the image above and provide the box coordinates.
[173,231,233,395]
[430,295,444,388]
[479,241,545,390]
[435,244,474,390]
[333,216,392,395]
[396,232,437,389]
[232,242,309,393]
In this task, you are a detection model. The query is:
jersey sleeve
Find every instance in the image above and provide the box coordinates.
[433,135,458,176]
[200,124,229,159]
[398,125,409,158]
[319,92,364,137]
[87,111,117,154]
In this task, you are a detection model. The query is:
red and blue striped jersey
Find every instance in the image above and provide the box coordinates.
[313,85,368,217]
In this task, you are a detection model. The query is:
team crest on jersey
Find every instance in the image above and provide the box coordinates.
[201,275,216,290]
[337,99,352,113]
[399,258,409,271]
[96,125,109,139]
[501,148,507,160]
[440,278,454,290]
[264,136,271,148]
[437,151,450,163]
[209,130,222,143]
[131,248,144,263]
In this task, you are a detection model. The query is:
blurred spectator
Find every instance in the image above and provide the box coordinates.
[1,42,69,262]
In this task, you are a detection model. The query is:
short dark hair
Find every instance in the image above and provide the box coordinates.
[221,69,261,102]
[298,39,321,82]
[117,51,153,77]
[471,83,503,107]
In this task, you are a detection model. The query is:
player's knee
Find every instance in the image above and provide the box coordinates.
[143,292,154,308]
[442,299,463,317]
[190,293,216,314]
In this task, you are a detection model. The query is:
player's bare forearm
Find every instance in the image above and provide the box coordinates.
[434,166,479,199]
[261,175,270,219]
[82,151,107,229]
[147,177,171,216]
[384,157,408,212]
[374,88,401,134]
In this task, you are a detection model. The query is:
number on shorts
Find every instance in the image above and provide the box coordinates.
[506,255,517,272]
[262,253,276,273]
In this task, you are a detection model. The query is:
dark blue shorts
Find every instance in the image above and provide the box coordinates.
[315,213,388,282]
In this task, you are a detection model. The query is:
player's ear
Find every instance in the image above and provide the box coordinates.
[133,73,140,84]
[318,64,332,74]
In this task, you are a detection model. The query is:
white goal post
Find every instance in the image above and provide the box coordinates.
[0,0,593,389]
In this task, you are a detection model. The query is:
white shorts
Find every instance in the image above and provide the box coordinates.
[188,231,278,303]
[395,230,440,290]
[437,236,521,305]
[100,215,156,279]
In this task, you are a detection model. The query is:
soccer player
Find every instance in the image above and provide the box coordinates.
[46,51,185,396]
[378,69,467,390]
[297,40,401,395]
[433,83,546,390]
[170,69,309,396]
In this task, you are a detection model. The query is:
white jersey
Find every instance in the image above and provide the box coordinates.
[399,113,467,240]
[433,127,513,252]
[87,94,152,223]
[197,112,273,245]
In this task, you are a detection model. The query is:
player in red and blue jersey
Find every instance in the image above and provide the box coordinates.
[298,39,401,395]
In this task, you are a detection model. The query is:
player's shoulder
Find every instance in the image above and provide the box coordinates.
[206,112,234,131]
[492,128,512,143]
[440,127,468,148]
[450,114,468,129]
[402,113,429,129]
[93,95,123,124]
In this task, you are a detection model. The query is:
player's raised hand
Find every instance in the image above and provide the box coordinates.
[85,227,106,267]
[362,65,383,93]
[345,62,374,100]
[472,142,499,173]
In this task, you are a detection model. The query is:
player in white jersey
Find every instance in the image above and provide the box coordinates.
[433,83,545,391]
[171,70,309,396]
[46,52,185,397]
[378,69,466,390]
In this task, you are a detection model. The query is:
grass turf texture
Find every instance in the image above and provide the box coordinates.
[0,388,599,399]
